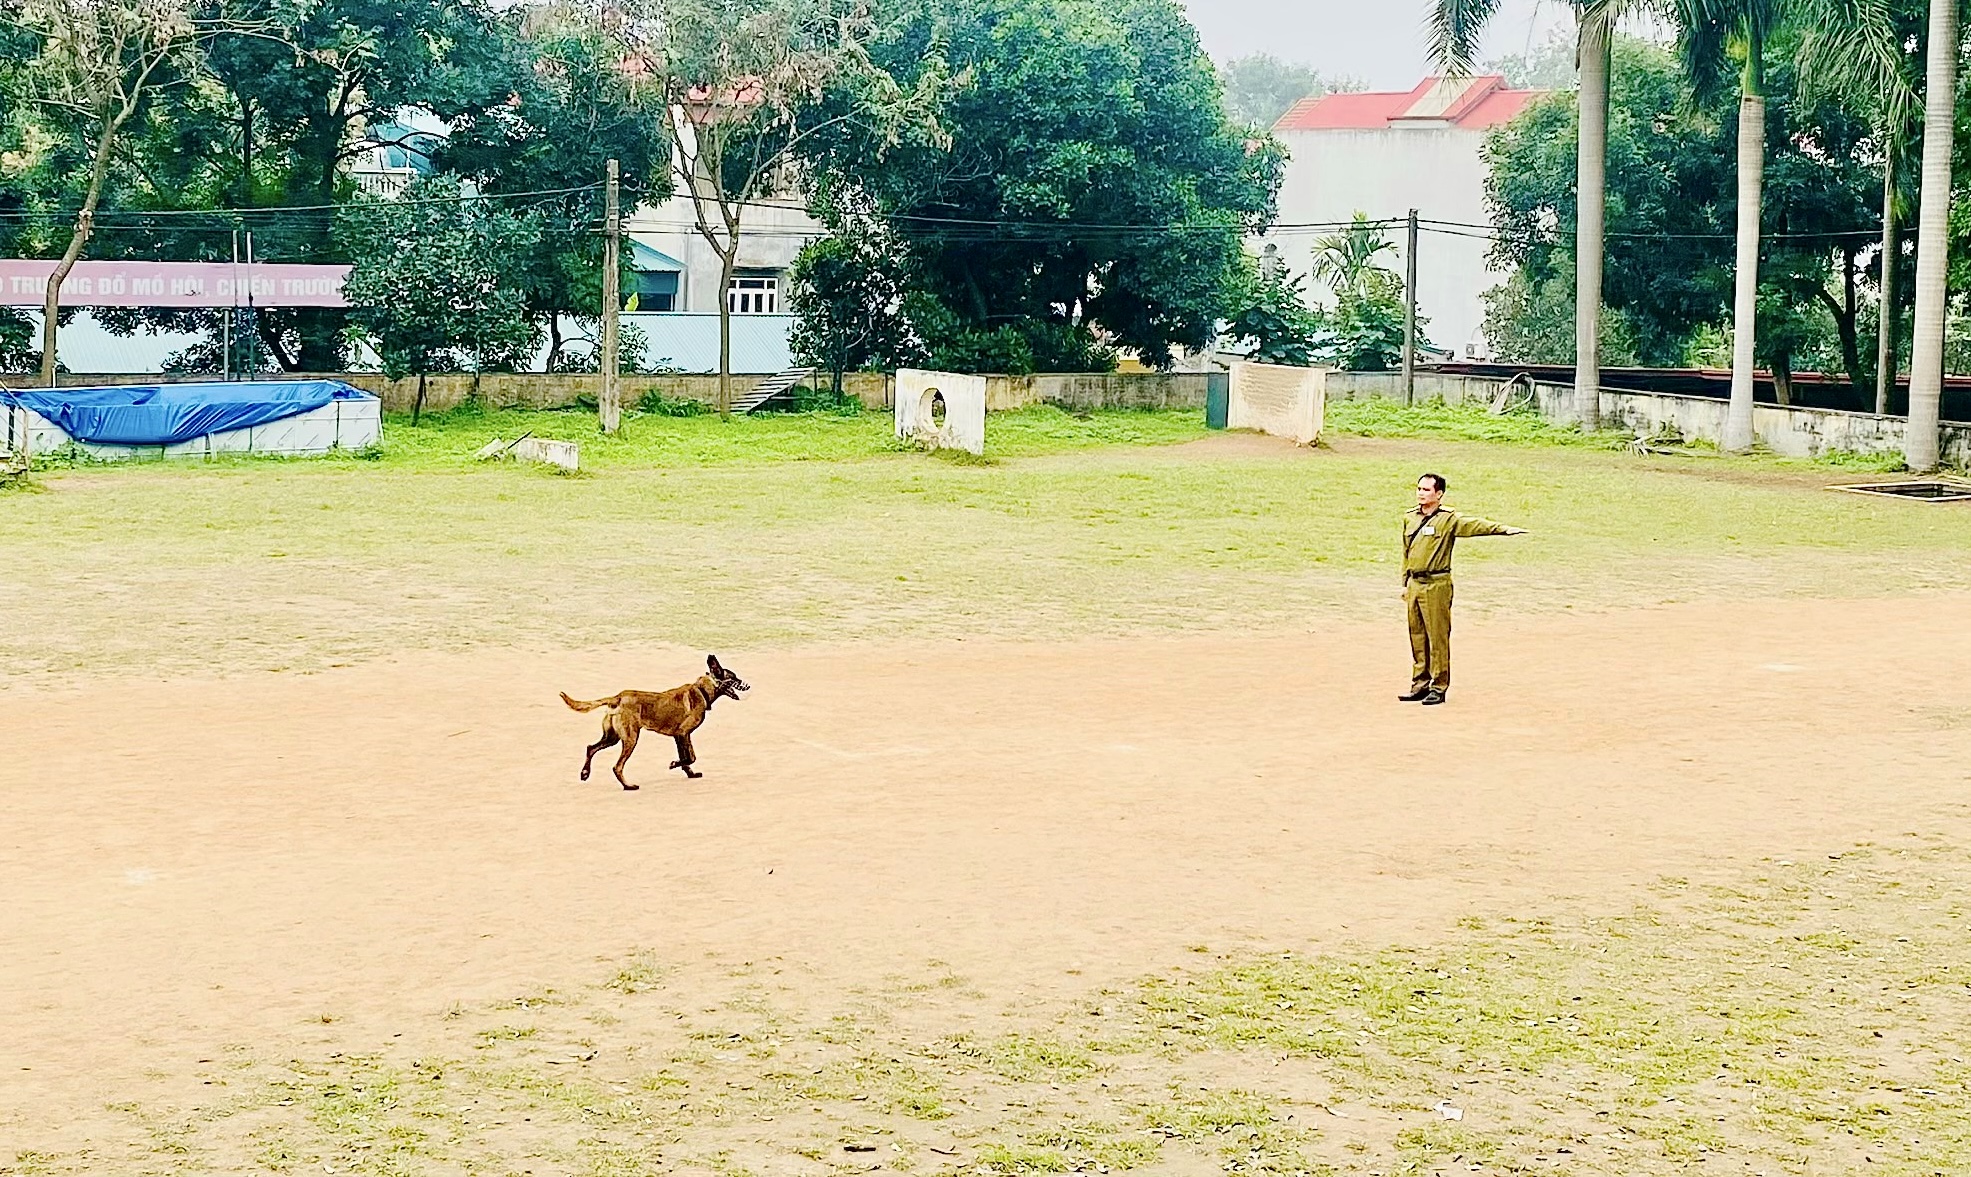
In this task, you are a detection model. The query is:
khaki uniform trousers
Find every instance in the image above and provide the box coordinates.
[1405,573,1454,692]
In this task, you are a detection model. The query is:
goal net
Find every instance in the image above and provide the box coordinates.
[1227,361,1325,446]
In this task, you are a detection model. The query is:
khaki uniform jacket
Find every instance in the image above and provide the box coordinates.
[1402,507,1516,578]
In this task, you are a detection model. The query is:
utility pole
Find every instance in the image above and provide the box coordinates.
[1402,208,1419,406]
[224,229,237,380]
[600,158,622,434]
[13,387,27,474]
[244,230,258,377]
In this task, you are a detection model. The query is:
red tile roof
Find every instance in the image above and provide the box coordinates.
[1454,86,1543,128]
[1272,76,1547,133]
[1275,91,1412,131]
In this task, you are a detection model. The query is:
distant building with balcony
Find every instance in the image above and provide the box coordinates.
[346,113,448,198]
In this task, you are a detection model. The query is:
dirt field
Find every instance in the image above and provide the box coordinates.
[5,425,1971,1175]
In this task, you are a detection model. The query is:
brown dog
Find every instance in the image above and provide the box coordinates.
[560,655,751,789]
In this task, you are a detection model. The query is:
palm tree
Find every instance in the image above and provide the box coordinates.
[1308,213,1399,298]
[1428,0,1612,429]
[1904,0,1956,470]
[1671,0,1788,452]
[1796,0,1920,416]
[1873,144,1906,414]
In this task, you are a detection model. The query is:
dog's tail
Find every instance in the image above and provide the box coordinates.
[560,691,619,713]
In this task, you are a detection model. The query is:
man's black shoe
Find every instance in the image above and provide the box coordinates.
[1420,690,1447,706]
[1397,688,1432,702]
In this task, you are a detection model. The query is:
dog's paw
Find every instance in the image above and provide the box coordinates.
[580,767,591,781]
[620,782,639,791]
[668,760,682,769]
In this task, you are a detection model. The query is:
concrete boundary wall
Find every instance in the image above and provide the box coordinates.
[12,363,1963,463]
[3,369,1216,414]
[1326,370,1971,466]
[855,372,1215,412]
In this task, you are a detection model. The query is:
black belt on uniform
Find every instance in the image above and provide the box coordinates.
[1404,570,1451,581]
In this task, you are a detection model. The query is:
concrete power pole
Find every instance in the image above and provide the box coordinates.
[600,158,622,434]
[1402,208,1419,406]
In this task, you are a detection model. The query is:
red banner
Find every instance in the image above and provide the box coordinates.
[0,260,349,308]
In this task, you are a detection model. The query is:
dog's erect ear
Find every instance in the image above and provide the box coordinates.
[707,654,723,674]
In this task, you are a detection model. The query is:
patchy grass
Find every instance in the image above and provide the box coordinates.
[769,1055,952,1120]
[931,1033,1101,1083]
[1788,446,1914,473]
[18,845,1968,1176]
[371,402,1206,470]
[605,951,672,996]
[1327,397,1632,449]
[1325,397,1955,478]
[9,401,1971,683]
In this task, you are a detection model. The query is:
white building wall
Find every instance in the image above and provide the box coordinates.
[1267,127,1499,359]
[625,195,823,315]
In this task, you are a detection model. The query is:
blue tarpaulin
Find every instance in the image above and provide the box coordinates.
[0,380,372,446]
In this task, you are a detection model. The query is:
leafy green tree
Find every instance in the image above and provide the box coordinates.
[1481,269,1640,366]
[1485,34,1887,397]
[618,0,949,415]
[7,0,215,385]
[1224,262,1323,366]
[1486,38,1735,367]
[802,0,1282,373]
[435,7,670,370]
[336,176,541,419]
[1216,54,1354,128]
[1667,0,1794,449]
[1321,271,1419,372]
[1755,54,1879,397]
[1297,213,1415,371]
[787,226,908,395]
[0,54,58,372]
[1430,0,1613,427]
[192,0,514,369]
[1310,213,1399,300]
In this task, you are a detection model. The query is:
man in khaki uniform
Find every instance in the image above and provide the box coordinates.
[1400,473,1526,705]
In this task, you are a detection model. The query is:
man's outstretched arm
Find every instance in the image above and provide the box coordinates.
[1452,515,1529,537]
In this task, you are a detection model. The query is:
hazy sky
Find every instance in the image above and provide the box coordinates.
[1180,0,1573,91]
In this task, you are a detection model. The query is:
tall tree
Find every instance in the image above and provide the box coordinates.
[1671,0,1789,451]
[1484,38,1734,368]
[1797,0,1923,413]
[1486,33,1888,397]
[6,0,211,385]
[1904,0,1956,470]
[619,0,946,418]
[336,175,542,420]
[800,0,1283,374]
[195,0,513,370]
[1430,0,1613,429]
[436,6,671,371]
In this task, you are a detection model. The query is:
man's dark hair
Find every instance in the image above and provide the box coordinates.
[1419,472,1447,492]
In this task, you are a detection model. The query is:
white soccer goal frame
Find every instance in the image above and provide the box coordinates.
[1227,361,1326,446]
